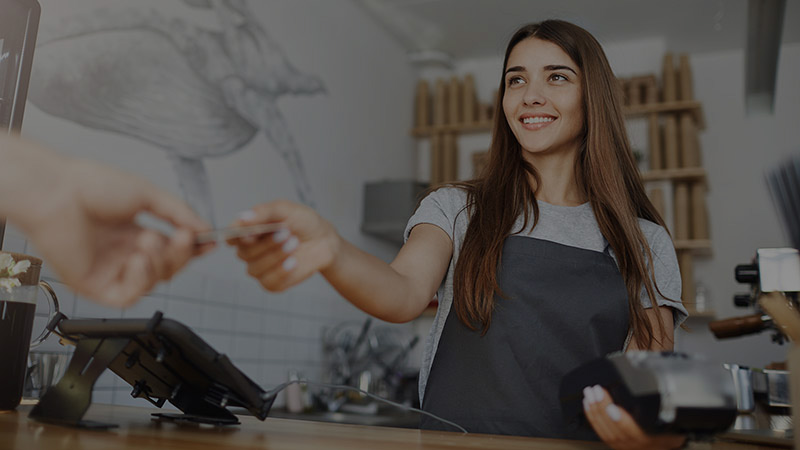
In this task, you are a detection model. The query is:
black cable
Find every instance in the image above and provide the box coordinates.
[265,379,468,434]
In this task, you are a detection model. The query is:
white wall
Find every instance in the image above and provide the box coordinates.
[422,37,800,368]
[5,0,419,407]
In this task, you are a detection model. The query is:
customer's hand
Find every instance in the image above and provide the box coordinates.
[583,385,687,449]
[229,200,340,292]
[15,158,212,307]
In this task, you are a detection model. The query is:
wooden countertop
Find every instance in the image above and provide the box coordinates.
[0,404,772,449]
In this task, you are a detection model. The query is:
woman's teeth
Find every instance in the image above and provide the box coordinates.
[523,117,554,124]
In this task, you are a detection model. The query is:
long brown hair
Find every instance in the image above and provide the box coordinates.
[452,20,669,349]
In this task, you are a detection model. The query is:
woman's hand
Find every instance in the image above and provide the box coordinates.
[583,385,686,450]
[229,201,341,292]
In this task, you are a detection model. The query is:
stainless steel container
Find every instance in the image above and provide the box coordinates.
[725,364,755,413]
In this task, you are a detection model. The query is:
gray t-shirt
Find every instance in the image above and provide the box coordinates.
[404,187,688,403]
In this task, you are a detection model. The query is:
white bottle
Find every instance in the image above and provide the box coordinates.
[286,369,304,413]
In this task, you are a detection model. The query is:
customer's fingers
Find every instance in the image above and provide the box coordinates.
[136,229,168,281]
[161,228,196,280]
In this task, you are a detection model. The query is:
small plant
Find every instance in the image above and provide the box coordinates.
[0,253,31,293]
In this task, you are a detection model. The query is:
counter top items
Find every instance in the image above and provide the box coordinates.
[560,351,737,435]
[28,311,275,428]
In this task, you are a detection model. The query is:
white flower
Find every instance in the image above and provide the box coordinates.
[9,260,30,276]
[0,253,14,272]
[0,277,20,293]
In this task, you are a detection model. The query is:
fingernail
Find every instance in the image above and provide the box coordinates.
[583,398,590,411]
[273,228,290,243]
[583,386,595,404]
[282,256,297,271]
[592,385,605,401]
[282,236,299,253]
[239,210,256,221]
[606,404,622,422]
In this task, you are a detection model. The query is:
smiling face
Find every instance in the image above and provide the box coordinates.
[502,37,584,162]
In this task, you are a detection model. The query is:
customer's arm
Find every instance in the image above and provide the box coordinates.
[0,134,211,307]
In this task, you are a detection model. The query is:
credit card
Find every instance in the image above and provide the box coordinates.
[195,223,286,245]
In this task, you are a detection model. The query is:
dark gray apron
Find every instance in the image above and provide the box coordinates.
[420,236,629,439]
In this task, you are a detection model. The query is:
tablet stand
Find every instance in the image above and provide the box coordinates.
[29,312,273,428]
[30,333,129,428]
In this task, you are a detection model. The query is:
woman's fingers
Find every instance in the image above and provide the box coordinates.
[584,385,623,445]
[235,228,292,261]
[584,385,684,450]
[257,244,322,292]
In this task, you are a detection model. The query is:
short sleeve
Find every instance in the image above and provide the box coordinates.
[403,187,466,243]
[639,223,688,329]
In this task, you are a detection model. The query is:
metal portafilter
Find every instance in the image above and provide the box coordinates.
[709,314,773,339]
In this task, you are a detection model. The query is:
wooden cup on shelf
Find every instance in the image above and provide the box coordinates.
[662,52,677,103]
[678,53,694,101]
[690,182,709,240]
[648,187,666,219]
[447,76,461,126]
[441,133,458,182]
[462,74,477,126]
[674,182,690,240]
[433,79,448,127]
[414,80,430,129]
[663,115,680,169]
[648,114,663,171]
[627,80,641,107]
[644,76,658,104]
[679,113,700,168]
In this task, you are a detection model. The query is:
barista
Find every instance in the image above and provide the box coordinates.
[231,20,688,449]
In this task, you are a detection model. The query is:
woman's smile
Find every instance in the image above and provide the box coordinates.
[519,113,557,131]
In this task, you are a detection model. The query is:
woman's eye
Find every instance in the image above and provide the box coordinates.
[507,76,525,86]
[550,73,568,82]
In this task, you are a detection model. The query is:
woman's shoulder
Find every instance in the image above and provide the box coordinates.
[636,218,674,254]
[422,185,470,208]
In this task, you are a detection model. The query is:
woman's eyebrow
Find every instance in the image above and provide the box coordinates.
[504,65,525,76]
[544,64,577,75]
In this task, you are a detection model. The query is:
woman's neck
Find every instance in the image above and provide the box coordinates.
[525,151,585,206]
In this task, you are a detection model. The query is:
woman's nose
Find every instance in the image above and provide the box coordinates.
[523,82,546,106]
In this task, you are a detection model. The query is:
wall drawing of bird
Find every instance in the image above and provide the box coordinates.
[28,0,325,223]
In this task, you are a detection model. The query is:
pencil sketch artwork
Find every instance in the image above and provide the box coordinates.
[28,0,325,223]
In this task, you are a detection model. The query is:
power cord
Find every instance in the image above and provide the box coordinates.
[265,379,468,434]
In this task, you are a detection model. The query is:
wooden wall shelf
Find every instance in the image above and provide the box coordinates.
[623,100,706,130]
[641,167,706,182]
[674,239,712,253]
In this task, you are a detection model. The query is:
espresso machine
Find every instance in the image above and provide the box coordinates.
[707,248,800,446]
[710,248,800,343]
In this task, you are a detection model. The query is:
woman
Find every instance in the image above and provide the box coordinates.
[231,20,687,449]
